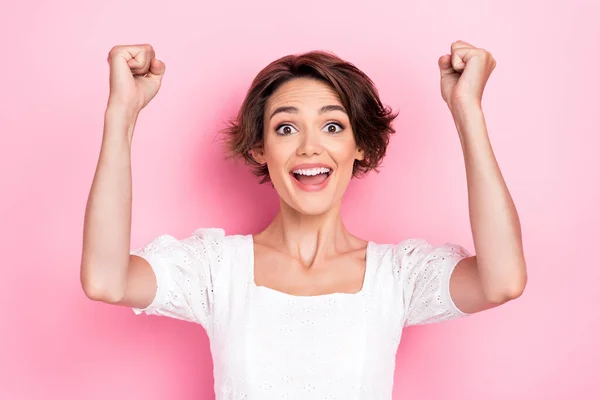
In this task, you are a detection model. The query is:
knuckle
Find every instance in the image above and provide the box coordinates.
[108,45,121,57]
[476,49,488,58]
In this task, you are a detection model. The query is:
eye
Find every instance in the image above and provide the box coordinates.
[323,122,344,134]
[276,124,298,136]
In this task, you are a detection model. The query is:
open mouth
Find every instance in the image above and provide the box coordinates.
[290,167,332,191]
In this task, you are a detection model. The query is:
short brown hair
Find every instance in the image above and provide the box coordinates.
[222,50,397,183]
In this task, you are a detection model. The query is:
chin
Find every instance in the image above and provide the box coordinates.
[280,180,344,217]
[288,196,338,216]
[272,168,350,216]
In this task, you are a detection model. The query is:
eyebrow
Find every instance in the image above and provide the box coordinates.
[269,104,347,120]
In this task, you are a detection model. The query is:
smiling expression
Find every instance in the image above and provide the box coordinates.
[252,77,365,215]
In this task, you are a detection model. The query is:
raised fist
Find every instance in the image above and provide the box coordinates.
[106,44,166,114]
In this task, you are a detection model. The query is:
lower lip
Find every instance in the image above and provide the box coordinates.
[290,172,332,192]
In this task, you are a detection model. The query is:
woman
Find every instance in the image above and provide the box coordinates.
[81,41,527,399]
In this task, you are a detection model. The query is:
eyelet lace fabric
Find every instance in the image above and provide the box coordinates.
[131,228,471,399]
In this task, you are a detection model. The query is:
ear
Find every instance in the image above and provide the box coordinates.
[355,147,365,161]
[249,147,266,164]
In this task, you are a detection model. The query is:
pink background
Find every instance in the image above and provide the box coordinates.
[1,0,598,399]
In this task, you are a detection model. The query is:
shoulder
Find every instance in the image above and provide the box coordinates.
[371,237,469,257]
[189,227,226,242]
[132,228,230,261]
[369,238,471,275]
[368,238,429,262]
[189,227,253,258]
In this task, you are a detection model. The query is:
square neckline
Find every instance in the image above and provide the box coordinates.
[246,234,375,299]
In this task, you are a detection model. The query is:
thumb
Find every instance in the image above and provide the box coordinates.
[438,54,455,77]
[146,58,166,81]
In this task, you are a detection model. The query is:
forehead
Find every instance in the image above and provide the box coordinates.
[266,78,343,112]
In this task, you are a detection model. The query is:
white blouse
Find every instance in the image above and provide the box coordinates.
[131,228,471,399]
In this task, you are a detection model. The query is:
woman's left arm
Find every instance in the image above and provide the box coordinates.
[439,41,527,314]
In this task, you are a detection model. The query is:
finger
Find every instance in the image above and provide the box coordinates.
[146,58,166,80]
[451,46,481,73]
[107,51,133,89]
[127,53,149,74]
[451,40,476,52]
[127,45,154,75]
[145,46,156,72]
[438,54,455,77]
[450,40,477,72]
[451,49,466,73]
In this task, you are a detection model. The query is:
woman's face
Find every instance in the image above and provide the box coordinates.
[254,77,364,215]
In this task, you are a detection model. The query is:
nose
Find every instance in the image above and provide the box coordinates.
[296,128,323,157]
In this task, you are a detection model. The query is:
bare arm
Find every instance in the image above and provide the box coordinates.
[80,44,166,308]
[449,105,526,313]
[438,41,527,314]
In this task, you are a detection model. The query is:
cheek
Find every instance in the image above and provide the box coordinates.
[329,139,359,164]
[263,137,293,168]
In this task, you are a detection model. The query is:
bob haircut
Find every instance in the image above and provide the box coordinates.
[223,50,398,183]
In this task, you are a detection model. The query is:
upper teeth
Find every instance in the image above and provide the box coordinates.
[293,167,331,176]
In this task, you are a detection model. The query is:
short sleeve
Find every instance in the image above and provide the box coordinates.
[129,227,225,328]
[392,239,472,327]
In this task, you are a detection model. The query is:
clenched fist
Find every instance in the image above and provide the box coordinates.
[107,44,166,115]
[438,40,496,111]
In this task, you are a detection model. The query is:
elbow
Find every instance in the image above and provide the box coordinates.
[486,272,528,305]
[80,270,124,304]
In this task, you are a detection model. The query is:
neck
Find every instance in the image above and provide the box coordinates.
[257,197,358,267]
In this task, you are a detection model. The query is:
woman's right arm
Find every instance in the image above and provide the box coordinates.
[80,44,166,308]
